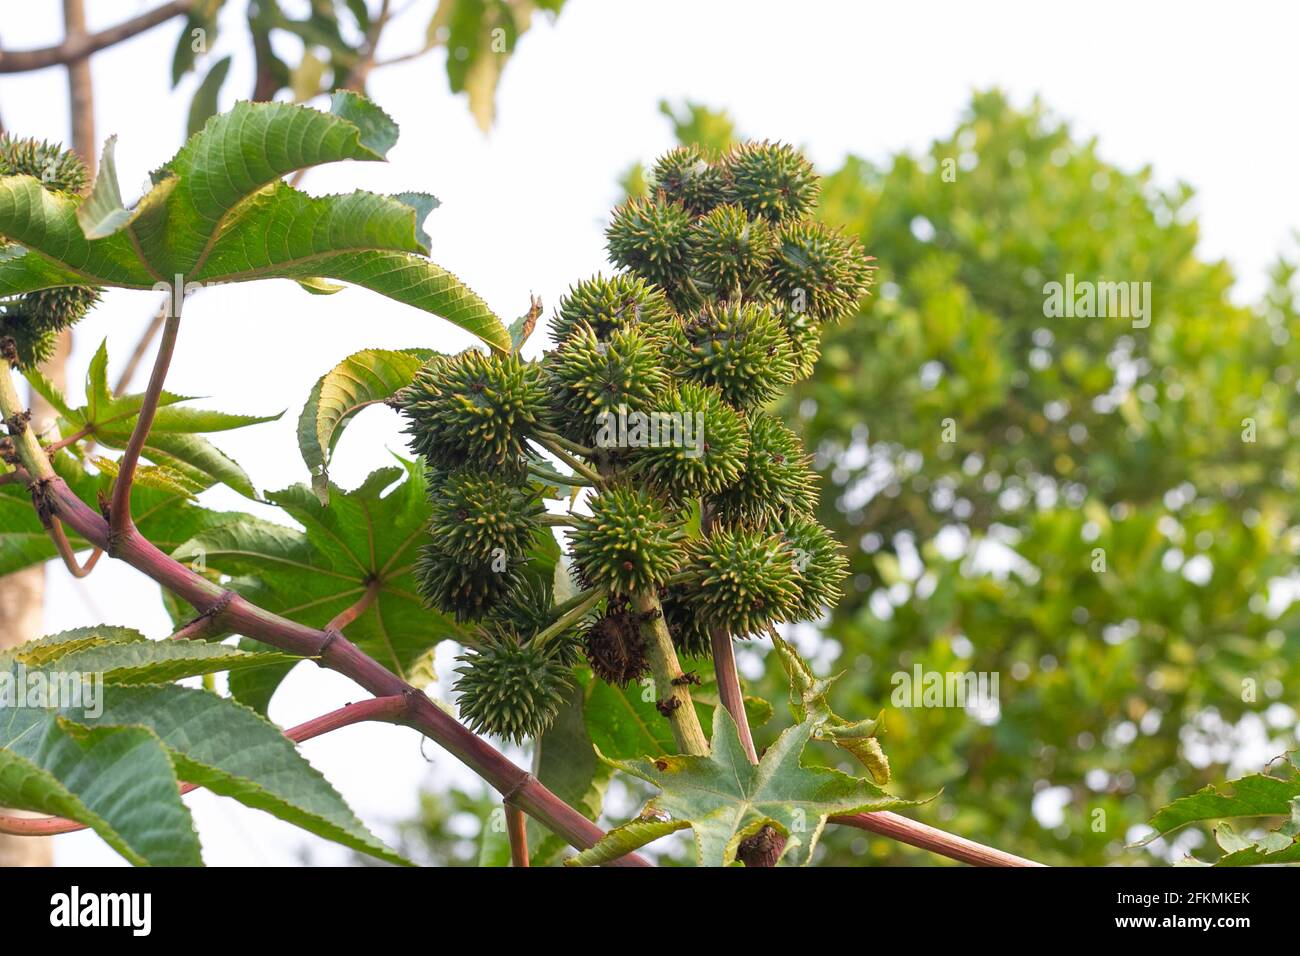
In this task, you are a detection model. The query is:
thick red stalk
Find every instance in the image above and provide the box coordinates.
[832,811,1045,867]
[109,312,180,548]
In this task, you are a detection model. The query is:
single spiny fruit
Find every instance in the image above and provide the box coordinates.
[660,586,714,659]
[398,349,549,471]
[606,196,693,290]
[486,577,584,660]
[711,411,818,522]
[675,524,802,637]
[0,134,88,194]
[569,485,684,595]
[637,382,750,500]
[547,321,671,447]
[777,512,849,621]
[652,145,727,216]
[722,141,819,224]
[414,543,518,622]
[549,273,674,344]
[767,220,875,324]
[668,301,795,409]
[427,467,544,564]
[778,308,823,381]
[583,600,649,686]
[687,203,774,297]
[454,626,573,742]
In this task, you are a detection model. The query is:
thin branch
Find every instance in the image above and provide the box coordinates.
[527,463,594,488]
[831,811,1046,867]
[0,696,408,837]
[529,436,604,486]
[43,423,93,453]
[701,503,759,763]
[505,804,529,867]
[534,428,595,457]
[113,299,168,396]
[327,578,382,632]
[108,308,181,548]
[47,518,101,579]
[531,587,604,648]
[0,1,197,73]
[342,0,393,92]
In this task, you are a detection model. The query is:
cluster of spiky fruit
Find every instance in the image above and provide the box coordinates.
[0,136,99,368]
[399,141,867,742]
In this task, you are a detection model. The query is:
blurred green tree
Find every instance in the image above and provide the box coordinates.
[629,90,1300,865]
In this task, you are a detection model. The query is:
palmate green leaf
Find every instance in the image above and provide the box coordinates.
[298,348,434,502]
[0,707,199,866]
[60,339,281,498]
[0,626,146,670]
[174,460,472,694]
[1142,755,1300,866]
[187,55,233,140]
[55,683,410,866]
[52,639,299,686]
[772,634,889,784]
[0,624,294,685]
[0,94,509,352]
[571,707,916,867]
[0,450,250,578]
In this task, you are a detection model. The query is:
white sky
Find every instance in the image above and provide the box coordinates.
[1,0,1297,865]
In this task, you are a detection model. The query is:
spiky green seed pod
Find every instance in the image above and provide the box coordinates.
[398,349,548,471]
[454,627,573,742]
[637,382,750,499]
[652,145,727,216]
[550,273,674,344]
[711,412,818,522]
[0,137,97,369]
[687,203,774,296]
[676,525,801,637]
[0,286,100,369]
[660,587,713,660]
[668,301,795,409]
[414,544,518,622]
[722,141,819,224]
[427,467,544,564]
[548,322,671,446]
[486,577,578,652]
[606,196,693,289]
[583,601,648,687]
[776,513,848,621]
[0,135,88,194]
[767,221,875,324]
[779,308,823,381]
[569,486,683,595]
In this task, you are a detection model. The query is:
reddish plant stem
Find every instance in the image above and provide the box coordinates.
[43,423,94,453]
[699,504,759,764]
[114,301,167,396]
[108,312,180,549]
[327,578,382,632]
[30,475,649,866]
[831,812,1045,867]
[47,518,101,578]
[0,696,408,837]
[505,804,529,867]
